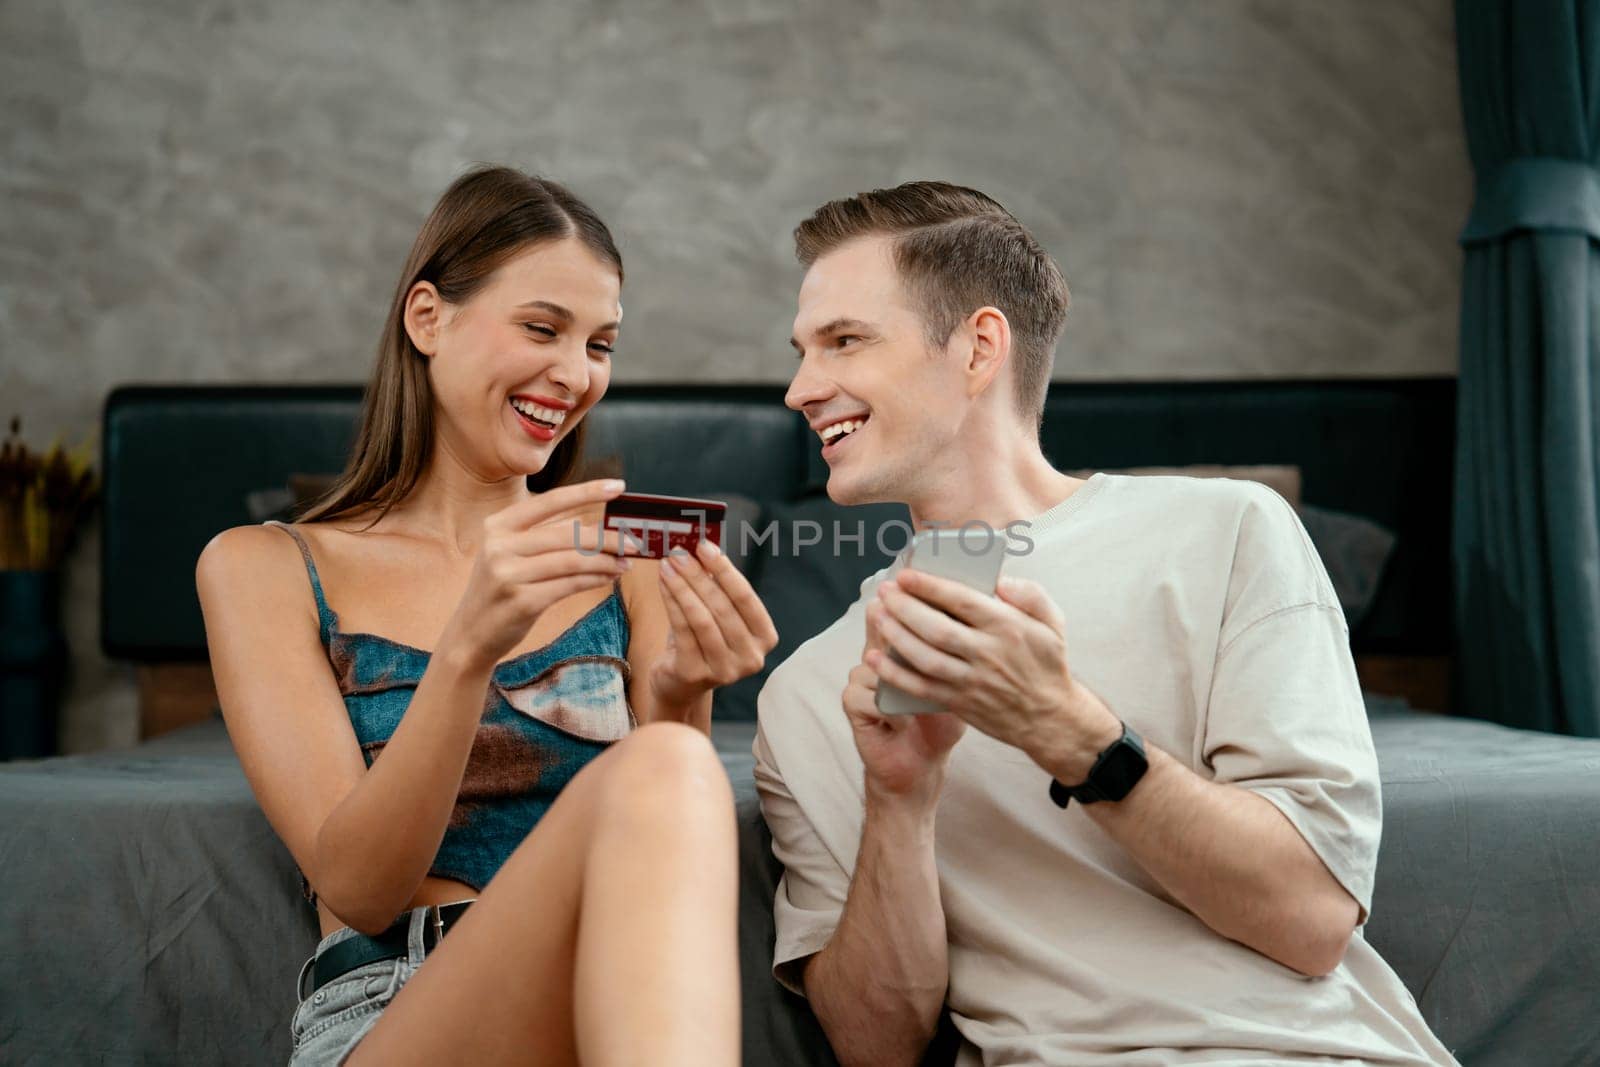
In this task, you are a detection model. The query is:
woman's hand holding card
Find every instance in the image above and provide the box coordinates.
[647,539,779,712]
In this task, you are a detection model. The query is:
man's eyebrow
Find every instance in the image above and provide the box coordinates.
[816,317,875,337]
[517,300,620,331]
[791,318,877,353]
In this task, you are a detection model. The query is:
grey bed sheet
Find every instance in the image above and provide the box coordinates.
[0,715,818,1067]
[1361,697,1600,1066]
[1,703,1596,1066]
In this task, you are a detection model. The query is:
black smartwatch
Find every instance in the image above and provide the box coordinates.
[1049,721,1148,808]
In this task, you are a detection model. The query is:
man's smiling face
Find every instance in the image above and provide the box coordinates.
[785,235,971,507]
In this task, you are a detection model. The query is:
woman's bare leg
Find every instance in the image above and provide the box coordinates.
[345,721,740,1066]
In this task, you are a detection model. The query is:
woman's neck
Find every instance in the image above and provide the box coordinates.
[386,446,533,557]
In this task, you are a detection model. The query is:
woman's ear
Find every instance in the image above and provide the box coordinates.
[403,281,444,357]
[964,305,1012,399]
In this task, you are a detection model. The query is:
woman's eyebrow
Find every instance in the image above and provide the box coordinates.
[517,299,574,321]
[517,300,619,331]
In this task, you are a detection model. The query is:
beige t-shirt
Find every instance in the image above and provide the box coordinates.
[754,473,1458,1066]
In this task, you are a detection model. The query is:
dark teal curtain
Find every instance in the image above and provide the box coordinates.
[1455,0,1600,735]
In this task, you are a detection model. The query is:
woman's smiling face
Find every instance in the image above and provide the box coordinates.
[412,236,622,479]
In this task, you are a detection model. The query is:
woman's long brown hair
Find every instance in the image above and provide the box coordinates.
[298,166,623,527]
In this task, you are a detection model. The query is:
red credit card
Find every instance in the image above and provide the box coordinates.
[602,492,726,560]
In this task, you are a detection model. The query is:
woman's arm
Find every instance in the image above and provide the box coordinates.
[202,481,633,934]
[197,525,491,935]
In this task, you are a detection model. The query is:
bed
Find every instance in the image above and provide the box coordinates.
[4,702,1597,1065]
[3,379,1597,1065]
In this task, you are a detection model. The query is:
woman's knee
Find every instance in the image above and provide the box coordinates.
[597,722,733,826]
[489,726,732,902]
[615,720,723,777]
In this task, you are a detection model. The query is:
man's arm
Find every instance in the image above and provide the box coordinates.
[1030,694,1361,977]
[871,570,1362,978]
[755,647,967,1067]
[803,781,948,1067]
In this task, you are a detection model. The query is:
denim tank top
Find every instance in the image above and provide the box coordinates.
[264,521,635,900]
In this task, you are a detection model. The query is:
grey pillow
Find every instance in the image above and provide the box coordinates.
[713,493,911,723]
[243,487,295,524]
[1298,504,1397,629]
[244,472,338,524]
[714,492,765,576]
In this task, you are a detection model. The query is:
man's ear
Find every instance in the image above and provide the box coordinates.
[403,281,444,357]
[963,306,1012,400]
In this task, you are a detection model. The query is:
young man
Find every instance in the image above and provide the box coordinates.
[753,181,1457,1066]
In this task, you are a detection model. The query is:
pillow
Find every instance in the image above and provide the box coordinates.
[243,487,296,523]
[713,493,911,722]
[712,492,764,576]
[242,472,339,524]
[1297,504,1397,629]
[1068,464,1303,509]
[288,472,339,508]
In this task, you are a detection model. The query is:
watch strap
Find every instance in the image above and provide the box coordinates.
[1049,721,1144,808]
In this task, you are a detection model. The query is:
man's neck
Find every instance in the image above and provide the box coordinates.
[905,434,1082,532]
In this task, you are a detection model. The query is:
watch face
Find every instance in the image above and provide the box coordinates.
[1096,740,1149,801]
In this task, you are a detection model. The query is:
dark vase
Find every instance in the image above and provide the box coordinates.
[0,569,68,761]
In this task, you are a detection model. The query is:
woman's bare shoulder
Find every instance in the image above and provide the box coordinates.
[198,522,297,571]
[195,522,322,615]
[197,511,375,575]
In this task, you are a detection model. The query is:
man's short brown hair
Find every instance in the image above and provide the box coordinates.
[794,181,1069,425]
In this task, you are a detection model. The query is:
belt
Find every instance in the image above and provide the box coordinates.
[304,900,473,998]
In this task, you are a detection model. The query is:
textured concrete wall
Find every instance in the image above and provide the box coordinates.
[0,0,1470,752]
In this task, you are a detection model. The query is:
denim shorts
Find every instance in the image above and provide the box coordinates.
[287,905,447,1066]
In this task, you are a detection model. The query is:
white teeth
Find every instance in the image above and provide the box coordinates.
[820,417,866,443]
[511,398,566,424]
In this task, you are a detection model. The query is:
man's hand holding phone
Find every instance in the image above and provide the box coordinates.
[864,543,1122,780]
[843,624,966,807]
[845,531,985,805]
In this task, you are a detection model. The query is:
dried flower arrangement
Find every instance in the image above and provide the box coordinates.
[0,418,100,571]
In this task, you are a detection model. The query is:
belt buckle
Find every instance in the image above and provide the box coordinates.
[296,952,317,1001]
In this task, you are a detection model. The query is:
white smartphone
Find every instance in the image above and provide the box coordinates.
[875,528,1008,716]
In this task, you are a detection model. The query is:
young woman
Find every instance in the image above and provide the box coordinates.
[196,167,775,1066]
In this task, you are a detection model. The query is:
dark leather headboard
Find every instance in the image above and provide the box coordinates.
[103,378,1453,660]
[1035,379,1455,657]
